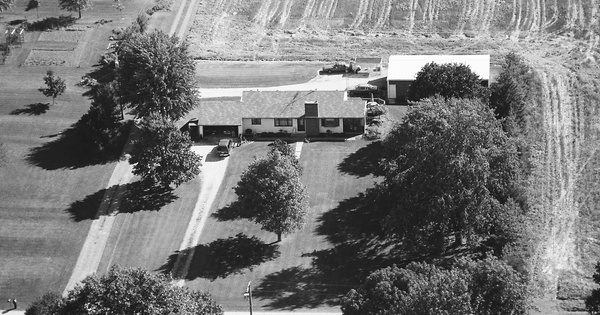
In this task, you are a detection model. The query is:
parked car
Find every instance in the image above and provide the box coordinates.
[322,62,361,74]
[347,83,378,97]
[216,139,233,157]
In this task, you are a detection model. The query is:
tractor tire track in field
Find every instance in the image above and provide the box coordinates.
[527,66,585,296]
[253,0,275,27]
[324,0,338,19]
[301,0,317,25]
[373,0,392,29]
[349,0,369,29]
[278,0,294,28]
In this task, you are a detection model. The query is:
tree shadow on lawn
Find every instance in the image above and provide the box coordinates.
[66,179,178,221]
[26,122,124,170]
[157,233,280,281]
[253,192,405,310]
[10,102,50,115]
[337,141,386,177]
[211,201,254,221]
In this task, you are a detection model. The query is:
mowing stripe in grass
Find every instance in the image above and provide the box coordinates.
[62,159,135,295]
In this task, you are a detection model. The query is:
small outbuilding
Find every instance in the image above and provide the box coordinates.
[387,55,490,104]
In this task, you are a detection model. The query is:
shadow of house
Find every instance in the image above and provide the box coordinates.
[66,179,178,221]
[10,102,49,115]
[158,233,279,281]
[337,141,386,177]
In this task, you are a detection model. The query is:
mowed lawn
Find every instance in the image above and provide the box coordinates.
[0,67,116,305]
[182,140,382,312]
[194,61,322,88]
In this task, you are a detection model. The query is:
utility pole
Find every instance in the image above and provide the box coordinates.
[243,281,253,315]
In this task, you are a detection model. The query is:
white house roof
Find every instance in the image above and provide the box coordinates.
[387,55,490,81]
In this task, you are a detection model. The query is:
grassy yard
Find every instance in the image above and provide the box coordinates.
[194,61,322,88]
[178,140,384,312]
[0,0,156,305]
[0,66,117,306]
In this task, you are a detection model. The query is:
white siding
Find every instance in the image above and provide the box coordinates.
[319,118,343,134]
[242,118,298,134]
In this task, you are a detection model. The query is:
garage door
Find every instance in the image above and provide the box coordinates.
[203,126,239,137]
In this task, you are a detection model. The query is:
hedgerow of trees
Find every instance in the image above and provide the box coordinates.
[376,97,523,254]
[25,266,223,315]
[234,142,307,242]
[116,30,198,121]
[408,62,489,102]
[341,257,529,315]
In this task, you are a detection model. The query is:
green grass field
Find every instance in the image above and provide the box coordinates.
[178,140,383,312]
[0,66,117,305]
[194,61,323,88]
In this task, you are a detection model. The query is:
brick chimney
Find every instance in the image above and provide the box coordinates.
[305,101,318,117]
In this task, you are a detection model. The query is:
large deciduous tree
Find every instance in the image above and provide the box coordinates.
[77,82,127,156]
[234,149,307,242]
[39,69,66,105]
[59,0,91,18]
[129,115,201,187]
[117,30,198,121]
[408,62,488,102]
[377,97,522,254]
[25,266,223,315]
[341,257,529,315]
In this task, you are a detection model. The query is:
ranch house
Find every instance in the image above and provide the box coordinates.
[387,54,491,104]
[190,90,366,139]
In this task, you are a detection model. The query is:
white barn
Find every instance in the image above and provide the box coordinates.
[387,55,490,104]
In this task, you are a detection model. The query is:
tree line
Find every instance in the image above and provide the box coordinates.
[338,54,539,315]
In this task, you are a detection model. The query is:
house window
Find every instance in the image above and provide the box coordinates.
[274,118,293,127]
[251,118,261,125]
[321,118,339,127]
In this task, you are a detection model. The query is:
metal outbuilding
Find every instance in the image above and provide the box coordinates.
[387,55,490,104]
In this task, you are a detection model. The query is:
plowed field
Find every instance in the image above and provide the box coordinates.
[187,0,599,61]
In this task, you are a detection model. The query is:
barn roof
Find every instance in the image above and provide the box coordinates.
[387,55,490,81]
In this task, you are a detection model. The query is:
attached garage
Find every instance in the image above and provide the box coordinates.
[202,125,239,137]
[387,55,490,104]
[194,100,245,139]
